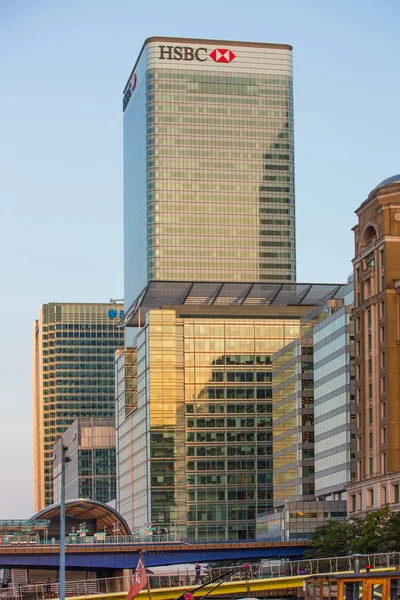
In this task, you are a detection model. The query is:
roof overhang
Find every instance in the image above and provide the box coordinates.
[124,281,345,328]
[31,499,131,536]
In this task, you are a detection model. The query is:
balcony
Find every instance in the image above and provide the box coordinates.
[362,265,375,282]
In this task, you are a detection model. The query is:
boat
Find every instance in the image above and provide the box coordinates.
[304,570,400,600]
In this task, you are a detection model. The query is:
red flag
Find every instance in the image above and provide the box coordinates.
[127,556,148,600]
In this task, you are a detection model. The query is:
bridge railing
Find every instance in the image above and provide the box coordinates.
[0,536,289,548]
[7,552,400,600]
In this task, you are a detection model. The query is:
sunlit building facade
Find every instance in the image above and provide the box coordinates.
[123,37,296,312]
[314,278,356,499]
[272,335,315,504]
[53,418,116,505]
[347,175,400,515]
[33,303,124,511]
[271,293,346,506]
[117,282,345,539]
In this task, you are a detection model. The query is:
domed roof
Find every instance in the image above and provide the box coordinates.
[374,174,400,190]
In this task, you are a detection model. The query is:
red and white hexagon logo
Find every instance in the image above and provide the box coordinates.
[210,48,236,63]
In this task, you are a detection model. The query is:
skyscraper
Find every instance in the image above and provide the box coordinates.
[33,302,124,511]
[123,37,296,313]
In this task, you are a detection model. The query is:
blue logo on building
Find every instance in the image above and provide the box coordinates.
[108,309,125,320]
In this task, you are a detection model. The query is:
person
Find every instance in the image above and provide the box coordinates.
[183,592,194,600]
[366,565,372,572]
[193,563,204,585]
[45,579,52,598]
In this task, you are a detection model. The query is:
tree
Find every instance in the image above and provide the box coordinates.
[349,507,391,555]
[305,520,350,558]
[377,507,400,552]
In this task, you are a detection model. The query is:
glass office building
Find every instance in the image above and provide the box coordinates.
[123,37,296,312]
[271,291,347,506]
[313,278,355,498]
[33,303,124,511]
[272,336,315,504]
[53,418,116,505]
[116,282,345,540]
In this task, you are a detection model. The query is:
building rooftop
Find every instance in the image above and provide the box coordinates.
[125,281,345,327]
[374,174,400,191]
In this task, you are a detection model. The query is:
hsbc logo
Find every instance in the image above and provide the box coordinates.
[159,45,236,63]
[210,48,236,63]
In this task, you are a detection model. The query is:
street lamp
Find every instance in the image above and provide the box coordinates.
[59,443,71,600]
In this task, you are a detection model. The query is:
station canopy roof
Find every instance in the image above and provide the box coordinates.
[125,280,345,327]
[31,499,131,535]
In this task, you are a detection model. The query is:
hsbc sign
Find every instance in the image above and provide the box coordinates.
[159,45,236,63]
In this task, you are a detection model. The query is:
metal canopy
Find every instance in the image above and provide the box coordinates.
[125,280,345,327]
[31,499,131,535]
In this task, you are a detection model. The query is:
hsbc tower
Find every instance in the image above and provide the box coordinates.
[123,36,296,321]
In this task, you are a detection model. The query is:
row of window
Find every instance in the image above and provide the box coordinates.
[350,482,400,513]
[187,430,272,443]
[196,388,272,399]
[186,403,271,414]
[186,417,272,428]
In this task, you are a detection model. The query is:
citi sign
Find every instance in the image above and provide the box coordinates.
[159,45,236,63]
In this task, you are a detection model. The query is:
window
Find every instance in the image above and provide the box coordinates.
[369,457,374,476]
[357,316,361,332]
[368,358,372,376]
[381,301,385,318]
[368,334,372,351]
[357,340,361,356]
[381,327,385,343]
[369,383,373,400]
[382,486,387,505]
[381,352,386,368]
[382,428,387,444]
[369,407,373,424]
[357,389,362,405]
[369,431,373,448]
[357,436,362,452]
[381,377,386,394]
[368,488,374,506]
[357,460,362,480]
[367,310,372,327]
[357,364,361,379]
[382,402,386,419]
[382,453,387,475]
[394,484,400,504]
[357,413,362,428]
[351,495,356,512]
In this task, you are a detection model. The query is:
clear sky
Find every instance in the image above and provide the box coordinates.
[0,0,399,518]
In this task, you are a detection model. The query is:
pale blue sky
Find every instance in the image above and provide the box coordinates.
[0,0,399,517]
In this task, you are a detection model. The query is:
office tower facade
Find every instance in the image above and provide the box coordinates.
[116,282,344,539]
[314,278,356,499]
[33,303,124,511]
[123,37,296,312]
[347,175,400,515]
[53,418,116,505]
[271,292,346,506]
[272,335,315,504]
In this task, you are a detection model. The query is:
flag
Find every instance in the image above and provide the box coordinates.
[127,556,148,600]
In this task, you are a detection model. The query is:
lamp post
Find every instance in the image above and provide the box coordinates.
[59,443,70,600]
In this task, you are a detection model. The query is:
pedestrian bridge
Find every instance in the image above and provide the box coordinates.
[0,540,308,570]
[68,575,304,600]
[5,552,399,600]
